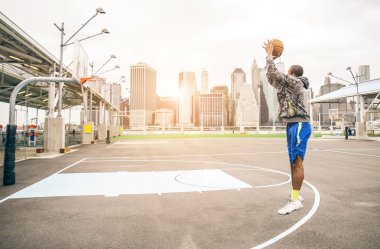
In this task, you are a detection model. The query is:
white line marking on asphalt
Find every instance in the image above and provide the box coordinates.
[0,158,87,205]
[326,148,379,151]
[106,143,115,149]
[252,179,320,249]
[84,151,288,160]
[320,150,380,158]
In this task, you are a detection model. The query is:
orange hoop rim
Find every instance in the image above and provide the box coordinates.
[80,76,103,84]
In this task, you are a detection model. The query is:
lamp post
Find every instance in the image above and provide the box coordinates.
[93,54,116,75]
[54,7,107,117]
[97,65,120,76]
[115,75,126,84]
[346,67,361,122]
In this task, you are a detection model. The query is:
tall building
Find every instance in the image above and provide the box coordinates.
[211,85,229,126]
[157,96,177,125]
[235,84,259,127]
[251,59,260,101]
[201,68,209,94]
[359,65,370,82]
[231,68,246,101]
[111,84,122,107]
[178,72,197,126]
[231,68,246,125]
[200,93,226,127]
[129,62,157,128]
[120,98,129,129]
[259,66,279,125]
[255,60,288,126]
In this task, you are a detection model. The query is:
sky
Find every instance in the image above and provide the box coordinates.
[1,0,380,124]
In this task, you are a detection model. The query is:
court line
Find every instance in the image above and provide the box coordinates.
[324,148,379,151]
[320,149,380,158]
[83,151,288,160]
[252,179,320,249]
[0,158,87,205]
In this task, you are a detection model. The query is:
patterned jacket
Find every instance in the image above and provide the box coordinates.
[266,56,310,123]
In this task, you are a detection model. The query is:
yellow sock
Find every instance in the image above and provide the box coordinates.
[291,189,300,201]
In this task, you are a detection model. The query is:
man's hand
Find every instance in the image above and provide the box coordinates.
[262,40,279,60]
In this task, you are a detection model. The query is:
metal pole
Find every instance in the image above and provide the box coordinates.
[3,77,79,185]
[58,22,64,117]
[63,13,98,46]
[347,68,360,122]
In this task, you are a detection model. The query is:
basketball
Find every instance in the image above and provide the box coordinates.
[271,39,284,57]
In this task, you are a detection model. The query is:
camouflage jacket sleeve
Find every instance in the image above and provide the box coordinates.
[266,56,297,90]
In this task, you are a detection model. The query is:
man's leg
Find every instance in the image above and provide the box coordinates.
[292,155,304,190]
[290,155,304,202]
[279,123,308,215]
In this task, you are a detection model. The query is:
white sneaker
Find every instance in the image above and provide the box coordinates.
[278,200,304,215]
[288,194,304,203]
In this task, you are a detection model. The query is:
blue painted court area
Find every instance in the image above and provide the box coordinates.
[10,169,252,198]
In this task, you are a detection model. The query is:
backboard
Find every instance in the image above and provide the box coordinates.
[72,40,89,79]
[329,108,339,119]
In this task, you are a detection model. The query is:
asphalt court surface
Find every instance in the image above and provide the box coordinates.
[0,137,379,248]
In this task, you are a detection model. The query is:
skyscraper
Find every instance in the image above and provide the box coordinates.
[211,85,229,126]
[201,68,209,94]
[258,62,281,126]
[157,96,177,124]
[235,84,259,127]
[129,62,157,128]
[178,72,196,126]
[231,68,246,101]
[251,59,260,101]
[231,68,246,125]
[200,93,226,127]
[359,65,370,82]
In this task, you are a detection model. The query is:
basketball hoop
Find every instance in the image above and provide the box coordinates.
[80,76,104,84]
[329,108,339,120]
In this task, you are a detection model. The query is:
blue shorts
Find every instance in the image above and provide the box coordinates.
[286,122,312,165]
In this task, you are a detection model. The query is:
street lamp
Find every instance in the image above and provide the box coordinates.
[115,75,126,84]
[97,65,120,76]
[65,28,110,46]
[93,54,117,75]
[346,67,361,122]
[327,72,352,85]
[54,7,107,117]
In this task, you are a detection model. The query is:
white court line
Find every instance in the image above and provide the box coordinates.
[84,150,288,160]
[324,148,380,151]
[0,158,87,204]
[82,159,291,189]
[320,149,380,158]
[106,141,168,149]
[252,179,320,249]
[115,141,169,144]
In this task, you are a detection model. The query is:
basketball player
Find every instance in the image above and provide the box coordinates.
[262,40,312,215]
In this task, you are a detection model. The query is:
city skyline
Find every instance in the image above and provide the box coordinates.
[1,0,379,97]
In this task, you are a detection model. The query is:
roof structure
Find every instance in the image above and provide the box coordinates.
[0,12,116,111]
[310,78,380,103]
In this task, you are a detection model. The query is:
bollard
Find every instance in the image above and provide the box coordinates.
[3,124,16,185]
[106,130,110,144]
